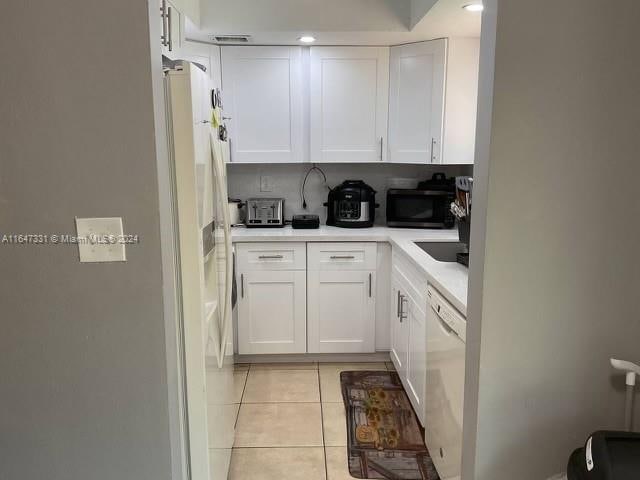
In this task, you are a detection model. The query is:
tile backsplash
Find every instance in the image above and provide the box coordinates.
[227,163,473,225]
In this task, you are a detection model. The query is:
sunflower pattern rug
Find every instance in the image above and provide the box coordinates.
[340,370,440,480]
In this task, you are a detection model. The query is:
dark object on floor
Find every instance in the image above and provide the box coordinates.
[567,431,640,480]
[292,214,320,229]
[340,370,440,480]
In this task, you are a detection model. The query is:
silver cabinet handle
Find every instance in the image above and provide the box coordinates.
[368,273,372,298]
[160,0,168,46]
[431,138,437,162]
[240,273,244,298]
[258,255,283,260]
[167,6,174,52]
[399,294,408,323]
[380,137,384,161]
[330,255,355,260]
[396,290,401,318]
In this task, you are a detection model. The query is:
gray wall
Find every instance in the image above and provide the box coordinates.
[228,163,472,225]
[0,2,172,480]
[464,0,640,479]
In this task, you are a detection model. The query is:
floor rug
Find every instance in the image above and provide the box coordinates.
[340,370,440,480]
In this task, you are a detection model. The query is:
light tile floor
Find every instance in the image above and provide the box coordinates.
[230,361,394,480]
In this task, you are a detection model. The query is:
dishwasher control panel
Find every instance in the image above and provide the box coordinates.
[427,285,466,342]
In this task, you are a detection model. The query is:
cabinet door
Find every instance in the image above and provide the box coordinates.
[237,270,306,354]
[388,39,446,164]
[181,42,223,91]
[221,46,304,163]
[406,297,427,426]
[160,0,183,58]
[390,278,409,377]
[308,270,375,353]
[310,47,389,163]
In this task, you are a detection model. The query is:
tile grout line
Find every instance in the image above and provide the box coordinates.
[231,445,327,449]
[317,367,329,480]
[234,367,250,429]
[240,401,323,404]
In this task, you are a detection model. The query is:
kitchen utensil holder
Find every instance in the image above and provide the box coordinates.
[458,217,471,247]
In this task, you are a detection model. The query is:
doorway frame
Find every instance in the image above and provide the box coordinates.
[461,0,499,479]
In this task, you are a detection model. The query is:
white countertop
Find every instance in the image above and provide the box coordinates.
[231,225,469,315]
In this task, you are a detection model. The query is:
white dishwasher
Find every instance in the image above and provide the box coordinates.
[425,284,466,480]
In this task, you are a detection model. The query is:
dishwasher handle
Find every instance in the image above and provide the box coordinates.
[431,304,459,338]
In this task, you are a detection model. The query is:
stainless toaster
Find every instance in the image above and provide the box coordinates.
[245,198,285,228]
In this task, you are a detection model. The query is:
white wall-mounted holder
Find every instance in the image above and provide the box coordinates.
[75,217,126,263]
[610,358,640,431]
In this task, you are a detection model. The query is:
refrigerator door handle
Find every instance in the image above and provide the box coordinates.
[210,130,233,367]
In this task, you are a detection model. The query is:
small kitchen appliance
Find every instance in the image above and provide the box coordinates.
[292,214,320,229]
[245,198,285,227]
[386,173,456,228]
[227,198,245,226]
[324,180,378,228]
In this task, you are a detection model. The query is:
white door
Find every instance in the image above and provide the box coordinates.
[237,270,306,354]
[307,270,375,353]
[388,39,446,164]
[390,279,409,378]
[310,46,389,163]
[221,46,304,163]
[406,296,427,425]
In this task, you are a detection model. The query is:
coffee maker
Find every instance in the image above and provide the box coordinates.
[324,180,378,228]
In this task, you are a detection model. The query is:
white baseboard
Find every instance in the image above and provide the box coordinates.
[235,352,391,364]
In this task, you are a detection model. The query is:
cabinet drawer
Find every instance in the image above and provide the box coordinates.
[307,242,377,271]
[236,242,306,271]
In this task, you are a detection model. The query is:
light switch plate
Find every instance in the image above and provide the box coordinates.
[75,217,126,263]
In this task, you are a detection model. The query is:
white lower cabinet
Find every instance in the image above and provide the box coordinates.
[390,253,428,425]
[307,270,375,353]
[236,242,378,355]
[307,243,377,353]
[236,243,307,354]
[390,277,409,378]
[237,270,307,354]
[406,296,426,425]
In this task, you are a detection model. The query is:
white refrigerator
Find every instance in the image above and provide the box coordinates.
[164,61,235,480]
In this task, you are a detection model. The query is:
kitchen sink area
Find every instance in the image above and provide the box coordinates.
[414,241,467,263]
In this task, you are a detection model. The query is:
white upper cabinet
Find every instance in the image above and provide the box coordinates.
[309,47,389,163]
[388,39,446,164]
[217,39,479,164]
[159,0,184,58]
[222,46,304,163]
[441,37,480,165]
[181,42,222,91]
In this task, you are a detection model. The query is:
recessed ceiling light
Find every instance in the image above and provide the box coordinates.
[462,3,483,11]
[298,36,316,43]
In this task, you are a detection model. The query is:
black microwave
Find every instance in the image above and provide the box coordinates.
[386,189,456,228]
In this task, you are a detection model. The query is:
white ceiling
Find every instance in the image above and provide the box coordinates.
[186,0,482,45]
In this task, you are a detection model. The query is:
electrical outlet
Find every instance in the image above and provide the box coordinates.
[260,175,274,192]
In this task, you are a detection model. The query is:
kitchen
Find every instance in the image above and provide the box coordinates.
[163,0,480,479]
[4,2,640,480]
